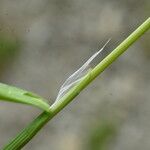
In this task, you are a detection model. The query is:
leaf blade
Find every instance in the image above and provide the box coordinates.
[0,83,50,112]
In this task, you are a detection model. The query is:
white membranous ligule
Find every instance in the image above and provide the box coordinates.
[55,39,110,102]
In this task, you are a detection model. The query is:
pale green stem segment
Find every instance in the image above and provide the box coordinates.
[3,17,150,150]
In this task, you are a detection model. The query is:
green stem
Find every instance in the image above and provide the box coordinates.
[3,17,150,150]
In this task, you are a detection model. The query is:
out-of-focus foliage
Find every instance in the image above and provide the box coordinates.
[0,34,20,75]
[85,122,117,150]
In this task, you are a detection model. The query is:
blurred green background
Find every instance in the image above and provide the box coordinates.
[0,0,149,149]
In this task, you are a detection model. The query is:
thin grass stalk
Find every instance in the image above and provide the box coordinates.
[3,17,150,150]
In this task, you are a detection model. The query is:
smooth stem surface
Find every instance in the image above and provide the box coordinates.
[3,17,150,150]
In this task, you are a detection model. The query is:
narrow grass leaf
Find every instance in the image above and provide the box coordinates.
[0,83,50,112]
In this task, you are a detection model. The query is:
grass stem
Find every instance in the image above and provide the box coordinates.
[3,17,150,150]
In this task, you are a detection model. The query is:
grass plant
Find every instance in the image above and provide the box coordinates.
[1,17,150,150]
